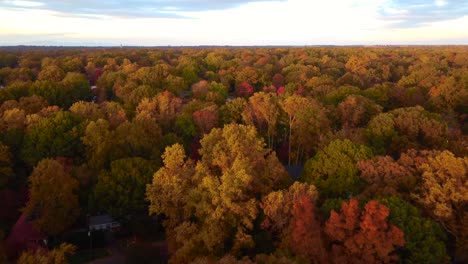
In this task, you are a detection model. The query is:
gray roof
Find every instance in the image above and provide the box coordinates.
[89,214,118,226]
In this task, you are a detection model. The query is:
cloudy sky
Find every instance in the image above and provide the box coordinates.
[0,0,467,46]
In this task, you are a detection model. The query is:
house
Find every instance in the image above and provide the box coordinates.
[88,214,120,231]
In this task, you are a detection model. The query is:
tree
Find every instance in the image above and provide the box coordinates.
[147,124,290,262]
[100,101,127,129]
[69,101,104,121]
[260,182,325,262]
[29,80,67,107]
[114,112,162,160]
[37,64,65,82]
[93,157,158,219]
[1,108,26,130]
[281,95,330,165]
[337,95,383,129]
[428,76,468,112]
[23,159,80,235]
[21,111,84,166]
[261,182,318,238]
[290,197,327,263]
[379,196,448,264]
[219,98,247,125]
[81,119,115,170]
[243,92,279,148]
[236,81,254,98]
[324,199,405,264]
[413,151,468,261]
[302,139,373,198]
[357,149,439,198]
[18,243,76,264]
[136,91,182,130]
[193,104,219,135]
[0,143,14,188]
[366,106,448,155]
[61,72,93,104]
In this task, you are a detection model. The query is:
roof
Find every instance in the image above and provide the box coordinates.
[89,214,118,226]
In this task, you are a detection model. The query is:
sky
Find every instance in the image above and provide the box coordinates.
[0,0,467,46]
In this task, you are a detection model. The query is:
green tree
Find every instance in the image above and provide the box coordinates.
[21,111,84,166]
[61,72,93,105]
[302,139,372,198]
[378,196,448,264]
[93,157,158,219]
[366,106,448,155]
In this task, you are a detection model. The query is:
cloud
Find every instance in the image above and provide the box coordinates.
[378,0,468,27]
[0,0,286,18]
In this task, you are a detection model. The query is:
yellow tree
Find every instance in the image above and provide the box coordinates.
[147,124,290,262]
[243,92,280,148]
[18,243,76,264]
[280,95,329,165]
[414,151,468,261]
[23,159,80,235]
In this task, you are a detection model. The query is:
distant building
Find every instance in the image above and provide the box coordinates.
[89,214,120,231]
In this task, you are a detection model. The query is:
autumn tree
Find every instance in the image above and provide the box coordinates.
[261,182,318,242]
[37,64,65,82]
[81,119,116,170]
[219,97,247,125]
[290,196,328,263]
[193,104,219,135]
[357,149,439,198]
[114,111,162,160]
[366,106,448,155]
[0,143,14,188]
[281,95,330,165]
[23,159,80,235]
[69,101,104,121]
[413,151,468,261]
[147,124,290,262]
[324,199,405,264]
[260,182,326,262]
[236,81,254,98]
[18,243,76,264]
[136,90,182,130]
[337,94,383,129]
[243,92,279,148]
[302,139,372,198]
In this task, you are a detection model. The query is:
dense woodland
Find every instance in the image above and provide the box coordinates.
[0,46,466,263]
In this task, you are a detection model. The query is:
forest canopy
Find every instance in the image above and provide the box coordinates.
[0,46,466,263]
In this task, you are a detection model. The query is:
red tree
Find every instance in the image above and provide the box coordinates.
[290,197,327,263]
[325,199,405,264]
[236,81,254,98]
